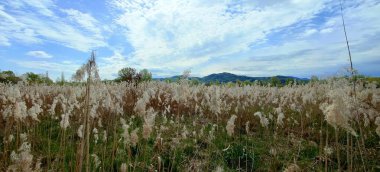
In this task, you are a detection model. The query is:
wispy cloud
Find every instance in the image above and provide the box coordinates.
[26,51,52,58]
[301,29,318,37]
[109,0,380,77]
[110,0,328,74]
[0,34,10,46]
[0,0,107,51]
[98,50,130,79]
[1,0,380,78]
[198,0,380,77]
[61,9,104,38]
[12,60,80,77]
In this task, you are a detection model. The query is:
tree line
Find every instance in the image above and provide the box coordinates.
[1,68,379,87]
[0,67,152,85]
[0,70,53,84]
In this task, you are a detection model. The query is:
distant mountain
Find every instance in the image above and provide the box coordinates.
[156,75,201,81]
[201,72,263,83]
[155,72,309,83]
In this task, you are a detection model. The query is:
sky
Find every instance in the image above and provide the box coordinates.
[0,0,380,80]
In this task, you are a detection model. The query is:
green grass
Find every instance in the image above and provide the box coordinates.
[2,112,378,172]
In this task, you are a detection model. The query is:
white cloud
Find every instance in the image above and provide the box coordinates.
[6,0,55,17]
[2,0,380,78]
[111,0,380,78]
[9,58,86,81]
[302,29,318,37]
[0,0,107,51]
[111,0,328,74]
[26,51,52,58]
[62,60,72,64]
[61,9,103,38]
[98,51,130,79]
[13,60,78,71]
[0,35,10,46]
[198,0,380,77]
[320,28,333,34]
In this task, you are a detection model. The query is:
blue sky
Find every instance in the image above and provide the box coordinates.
[0,0,380,80]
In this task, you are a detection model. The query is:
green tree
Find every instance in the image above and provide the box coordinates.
[117,67,136,82]
[236,79,242,86]
[243,80,251,86]
[117,68,153,83]
[190,78,201,85]
[58,72,66,85]
[270,76,282,87]
[139,69,152,82]
[164,79,172,83]
[24,72,52,84]
[285,78,294,86]
[227,81,235,87]
[310,75,319,83]
[25,72,42,84]
[0,70,22,84]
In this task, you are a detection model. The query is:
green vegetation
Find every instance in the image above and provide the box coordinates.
[0,70,22,84]
[24,72,53,85]
[116,67,152,83]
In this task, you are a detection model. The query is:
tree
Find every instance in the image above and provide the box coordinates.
[285,78,294,86]
[117,68,153,83]
[254,80,263,86]
[0,70,22,84]
[214,80,221,85]
[44,76,54,85]
[270,76,282,87]
[310,75,319,83]
[190,78,201,85]
[24,72,53,84]
[164,79,172,83]
[58,72,66,85]
[24,72,43,84]
[243,80,251,86]
[227,81,235,87]
[118,67,136,82]
[139,69,152,82]
[236,79,242,86]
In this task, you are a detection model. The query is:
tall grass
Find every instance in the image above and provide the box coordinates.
[0,70,379,171]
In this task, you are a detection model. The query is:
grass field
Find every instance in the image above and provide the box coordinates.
[0,77,379,172]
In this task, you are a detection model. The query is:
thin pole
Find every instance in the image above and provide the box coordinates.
[339,0,356,93]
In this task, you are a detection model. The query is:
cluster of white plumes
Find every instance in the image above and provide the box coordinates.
[226,115,237,137]
[1,86,43,121]
[77,124,84,138]
[130,128,139,147]
[7,134,41,172]
[276,107,285,126]
[375,117,380,137]
[91,154,101,169]
[143,108,157,139]
[1,78,377,137]
[320,80,358,136]
[120,118,131,145]
[254,112,269,128]
[120,163,127,172]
